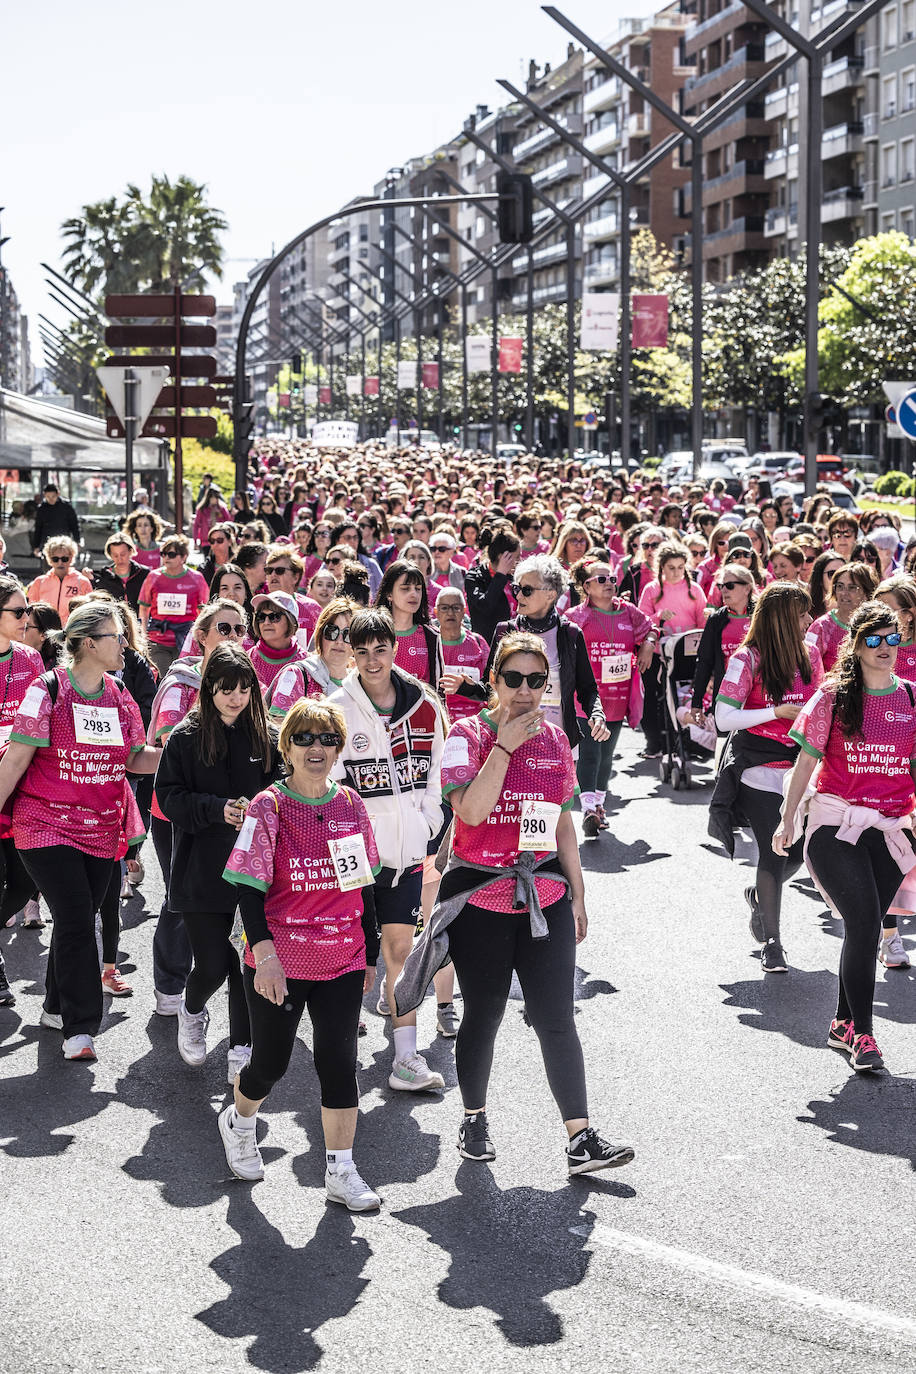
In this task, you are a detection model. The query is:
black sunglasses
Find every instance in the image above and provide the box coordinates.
[50,555,72,563]
[720,580,746,592]
[322,624,351,642]
[267,565,293,576]
[162,549,182,558]
[256,610,289,624]
[289,731,343,748]
[499,670,548,689]
[510,582,546,598]
[2,605,28,618]
[216,622,246,637]
[326,556,345,566]
[210,536,228,545]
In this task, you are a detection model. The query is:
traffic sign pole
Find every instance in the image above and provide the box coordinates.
[124,368,137,517]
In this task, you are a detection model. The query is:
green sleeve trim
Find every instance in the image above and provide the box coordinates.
[715,692,743,708]
[789,729,821,759]
[268,705,286,720]
[139,600,152,608]
[441,780,465,796]
[9,732,47,747]
[222,869,269,893]
[126,828,147,844]
[561,798,575,812]
[154,723,173,740]
[129,745,144,755]
[371,862,382,876]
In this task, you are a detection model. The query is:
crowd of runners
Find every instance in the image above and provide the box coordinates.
[1,438,914,1209]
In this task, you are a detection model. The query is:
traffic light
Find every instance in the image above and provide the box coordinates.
[453,425,461,436]
[291,351,302,373]
[235,401,255,452]
[807,392,827,432]
[513,422,523,434]
[497,172,534,244]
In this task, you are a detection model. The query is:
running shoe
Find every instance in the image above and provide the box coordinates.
[745,885,765,945]
[3,913,13,928]
[39,1009,63,1030]
[582,810,600,838]
[457,1111,496,1161]
[761,938,788,973]
[436,1002,460,1038]
[20,899,44,928]
[325,1162,380,1212]
[154,990,183,1017]
[358,1019,368,1037]
[595,805,610,831]
[639,748,661,759]
[217,1104,264,1181]
[878,933,911,969]
[0,970,15,1006]
[119,873,133,902]
[62,1034,96,1061]
[567,1127,635,1176]
[227,1044,252,1084]
[376,990,390,1017]
[850,1033,884,1073]
[827,1018,855,1055]
[177,998,209,1067]
[127,858,144,887]
[388,1052,445,1092]
[102,967,133,997]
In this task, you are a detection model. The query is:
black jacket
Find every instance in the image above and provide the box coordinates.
[691,607,744,712]
[33,498,80,549]
[486,614,604,747]
[120,647,158,729]
[465,563,514,644]
[94,559,148,614]
[156,718,281,914]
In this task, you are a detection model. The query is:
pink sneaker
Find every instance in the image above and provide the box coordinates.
[826,1018,854,1055]
[850,1033,884,1073]
[102,967,133,997]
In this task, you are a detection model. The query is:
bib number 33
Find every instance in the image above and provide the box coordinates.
[518,799,561,851]
[327,833,373,891]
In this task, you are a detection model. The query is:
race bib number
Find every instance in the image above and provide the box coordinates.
[19,683,46,719]
[459,665,481,684]
[157,591,187,617]
[73,703,124,747]
[328,833,372,891]
[518,799,561,851]
[0,725,11,748]
[543,669,561,701]
[235,814,257,853]
[601,653,632,684]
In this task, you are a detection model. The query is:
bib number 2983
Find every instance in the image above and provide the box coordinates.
[518,799,561,851]
[73,704,124,746]
[327,833,372,891]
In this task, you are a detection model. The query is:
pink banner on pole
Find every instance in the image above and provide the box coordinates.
[421,362,439,390]
[278,393,290,408]
[363,376,379,397]
[631,295,669,348]
[319,385,331,405]
[498,336,523,373]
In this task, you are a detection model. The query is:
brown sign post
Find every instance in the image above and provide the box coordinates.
[104,290,217,532]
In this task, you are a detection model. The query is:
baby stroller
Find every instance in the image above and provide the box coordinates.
[657,629,715,790]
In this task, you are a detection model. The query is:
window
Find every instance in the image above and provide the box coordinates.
[903,0,915,38]
[902,137,915,181]
[903,210,915,237]
[883,74,897,118]
[882,143,898,186]
[903,68,916,111]
[882,211,897,232]
[883,5,899,49]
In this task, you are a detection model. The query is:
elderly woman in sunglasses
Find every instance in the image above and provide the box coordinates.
[266,597,357,721]
[249,590,307,692]
[566,558,657,835]
[26,537,92,627]
[485,554,608,752]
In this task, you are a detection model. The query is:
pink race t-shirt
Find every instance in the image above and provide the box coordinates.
[638,577,708,636]
[566,601,653,721]
[139,568,209,645]
[296,595,321,636]
[720,612,750,663]
[249,640,306,692]
[441,633,488,723]
[0,642,45,746]
[151,671,201,741]
[717,644,823,754]
[790,679,916,816]
[10,668,146,857]
[441,712,576,913]
[223,781,380,980]
[894,641,916,682]
[394,626,430,682]
[133,547,161,571]
[809,611,849,673]
[265,662,339,720]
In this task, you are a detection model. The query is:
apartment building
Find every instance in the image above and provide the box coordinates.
[455,106,518,325]
[866,0,916,237]
[0,264,27,392]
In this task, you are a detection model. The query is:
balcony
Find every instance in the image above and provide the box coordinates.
[584,74,622,114]
[583,122,620,157]
[584,211,621,243]
[628,111,649,137]
[684,158,767,209]
[583,171,613,199]
[764,142,798,177]
[822,53,865,95]
[511,239,569,273]
[584,259,620,287]
[765,28,788,59]
[822,120,864,158]
[863,111,879,139]
[685,1,746,49]
[533,154,583,189]
[327,240,351,265]
[810,0,848,31]
[821,185,866,221]
[514,123,562,163]
[764,80,799,119]
[764,205,787,236]
[684,43,767,101]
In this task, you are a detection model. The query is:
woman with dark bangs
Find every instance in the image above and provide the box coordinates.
[374,557,444,689]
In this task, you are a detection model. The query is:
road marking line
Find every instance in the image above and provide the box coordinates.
[570,1223,916,1341]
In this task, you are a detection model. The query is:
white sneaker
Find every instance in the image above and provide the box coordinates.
[325,1162,380,1212]
[20,899,44,928]
[62,1034,96,1061]
[154,990,183,1017]
[119,873,133,901]
[376,990,390,1016]
[177,998,209,1066]
[227,1044,252,1084]
[217,1105,264,1181]
[388,1051,445,1092]
[39,1009,63,1031]
[879,933,911,969]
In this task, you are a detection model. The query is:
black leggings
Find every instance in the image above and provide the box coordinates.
[99,861,122,965]
[446,896,587,1121]
[181,911,250,1047]
[738,782,805,940]
[19,845,112,1037]
[807,824,912,1036]
[239,963,364,1107]
[640,658,663,753]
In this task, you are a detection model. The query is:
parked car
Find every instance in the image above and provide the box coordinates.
[783,455,848,486]
[773,480,861,514]
[744,451,802,481]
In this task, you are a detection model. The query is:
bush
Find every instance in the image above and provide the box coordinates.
[642,455,661,469]
[874,470,910,496]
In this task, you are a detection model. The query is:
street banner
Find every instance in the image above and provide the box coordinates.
[466,335,490,373]
[303,384,318,404]
[319,385,331,405]
[278,393,290,409]
[498,337,523,373]
[311,421,359,449]
[397,361,417,390]
[346,375,362,397]
[364,376,379,397]
[421,362,439,390]
[580,292,619,351]
[632,294,669,348]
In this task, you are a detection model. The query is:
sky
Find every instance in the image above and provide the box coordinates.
[3,0,660,366]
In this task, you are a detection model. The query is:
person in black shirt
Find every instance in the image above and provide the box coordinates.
[32,484,80,556]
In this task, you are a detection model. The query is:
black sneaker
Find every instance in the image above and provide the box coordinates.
[761,938,788,973]
[745,885,765,944]
[457,1111,496,1161]
[567,1127,635,1176]
[582,810,600,838]
[0,969,15,1007]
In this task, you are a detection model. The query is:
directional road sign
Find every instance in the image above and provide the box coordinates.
[97,365,170,429]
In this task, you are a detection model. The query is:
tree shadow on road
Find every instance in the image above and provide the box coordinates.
[394,1162,635,1346]
[196,1189,371,1373]
[719,968,839,1050]
[799,1073,916,1170]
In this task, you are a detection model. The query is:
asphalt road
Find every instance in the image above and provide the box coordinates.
[3,728,916,1374]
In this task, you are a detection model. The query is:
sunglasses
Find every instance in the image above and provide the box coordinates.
[430,546,453,554]
[2,605,28,618]
[267,566,293,576]
[499,670,548,689]
[162,549,182,558]
[715,540,729,548]
[642,542,662,551]
[50,555,71,563]
[239,532,257,541]
[289,731,343,748]
[256,610,289,624]
[863,632,902,647]
[510,583,546,598]
[720,580,747,592]
[216,622,246,637]
[210,537,228,546]
[585,573,616,586]
[326,556,345,567]
[832,528,854,538]
[802,554,817,564]
[322,625,351,642]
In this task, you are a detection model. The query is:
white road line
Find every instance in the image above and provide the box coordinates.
[571,1222,916,1342]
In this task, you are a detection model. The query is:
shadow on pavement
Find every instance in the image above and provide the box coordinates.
[394,1162,634,1345]
[719,968,839,1049]
[579,833,669,875]
[0,1025,116,1156]
[799,1073,916,1169]
[196,1190,371,1372]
